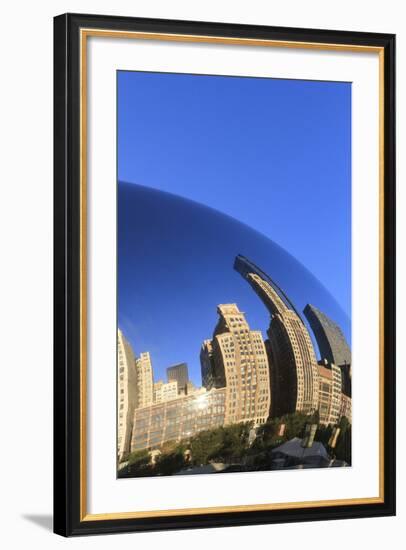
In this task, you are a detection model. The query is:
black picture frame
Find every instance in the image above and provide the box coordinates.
[54,12,396,537]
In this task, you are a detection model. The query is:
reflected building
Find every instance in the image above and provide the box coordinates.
[117,329,138,460]
[167,362,189,394]
[303,304,351,367]
[153,380,178,403]
[179,380,199,396]
[121,254,352,458]
[200,303,271,426]
[135,352,154,408]
[303,304,352,397]
[131,388,226,452]
[234,255,319,417]
[200,339,218,390]
[317,360,343,425]
[340,394,352,424]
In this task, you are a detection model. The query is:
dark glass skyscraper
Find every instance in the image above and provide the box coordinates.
[167,363,189,391]
[303,304,351,368]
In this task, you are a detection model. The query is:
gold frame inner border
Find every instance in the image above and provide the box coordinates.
[79,27,385,522]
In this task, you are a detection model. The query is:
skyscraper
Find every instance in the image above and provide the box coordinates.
[135,352,154,408]
[117,329,138,461]
[201,303,271,426]
[234,255,319,417]
[303,304,351,398]
[303,304,351,368]
[167,363,189,393]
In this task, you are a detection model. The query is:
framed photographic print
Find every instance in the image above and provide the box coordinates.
[53,13,396,536]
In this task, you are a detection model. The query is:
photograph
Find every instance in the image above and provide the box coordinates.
[116,70,353,479]
[0,0,399,544]
[51,9,395,537]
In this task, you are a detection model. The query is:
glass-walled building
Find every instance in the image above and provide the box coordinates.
[131,387,226,452]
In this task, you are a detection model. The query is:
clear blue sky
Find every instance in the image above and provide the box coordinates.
[117,71,351,385]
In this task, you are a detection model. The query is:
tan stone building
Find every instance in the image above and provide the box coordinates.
[200,304,271,426]
[131,387,226,452]
[117,329,138,461]
[135,351,154,408]
[153,380,178,403]
[316,359,352,426]
[340,393,352,424]
[234,255,319,417]
[318,360,343,425]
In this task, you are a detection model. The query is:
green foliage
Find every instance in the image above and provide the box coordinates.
[315,424,334,447]
[160,439,186,455]
[118,449,152,478]
[127,449,150,466]
[255,412,310,450]
[118,413,353,479]
[208,423,251,462]
[308,410,320,426]
[154,450,186,475]
[188,428,222,465]
[188,423,252,465]
[339,415,351,432]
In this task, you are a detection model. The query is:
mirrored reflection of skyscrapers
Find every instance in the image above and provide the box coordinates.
[234,255,320,417]
[200,303,271,426]
[119,256,352,461]
[117,329,138,460]
[303,304,352,397]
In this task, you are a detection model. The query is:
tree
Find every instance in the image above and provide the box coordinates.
[127,449,150,466]
[315,424,334,447]
[209,423,251,462]
[335,417,352,464]
[339,416,350,432]
[161,439,186,455]
[274,412,309,441]
[154,450,186,476]
[189,427,223,465]
[187,423,252,465]
[119,449,152,478]
[308,410,320,426]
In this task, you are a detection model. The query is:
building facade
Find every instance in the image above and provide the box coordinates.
[200,304,271,426]
[131,387,227,452]
[317,360,343,425]
[234,255,319,417]
[200,339,219,390]
[167,363,189,393]
[117,329,138,460]
[303,304,351,368]
[153,380,178,403]
[135,351,154,408]
[340,393,352,424]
